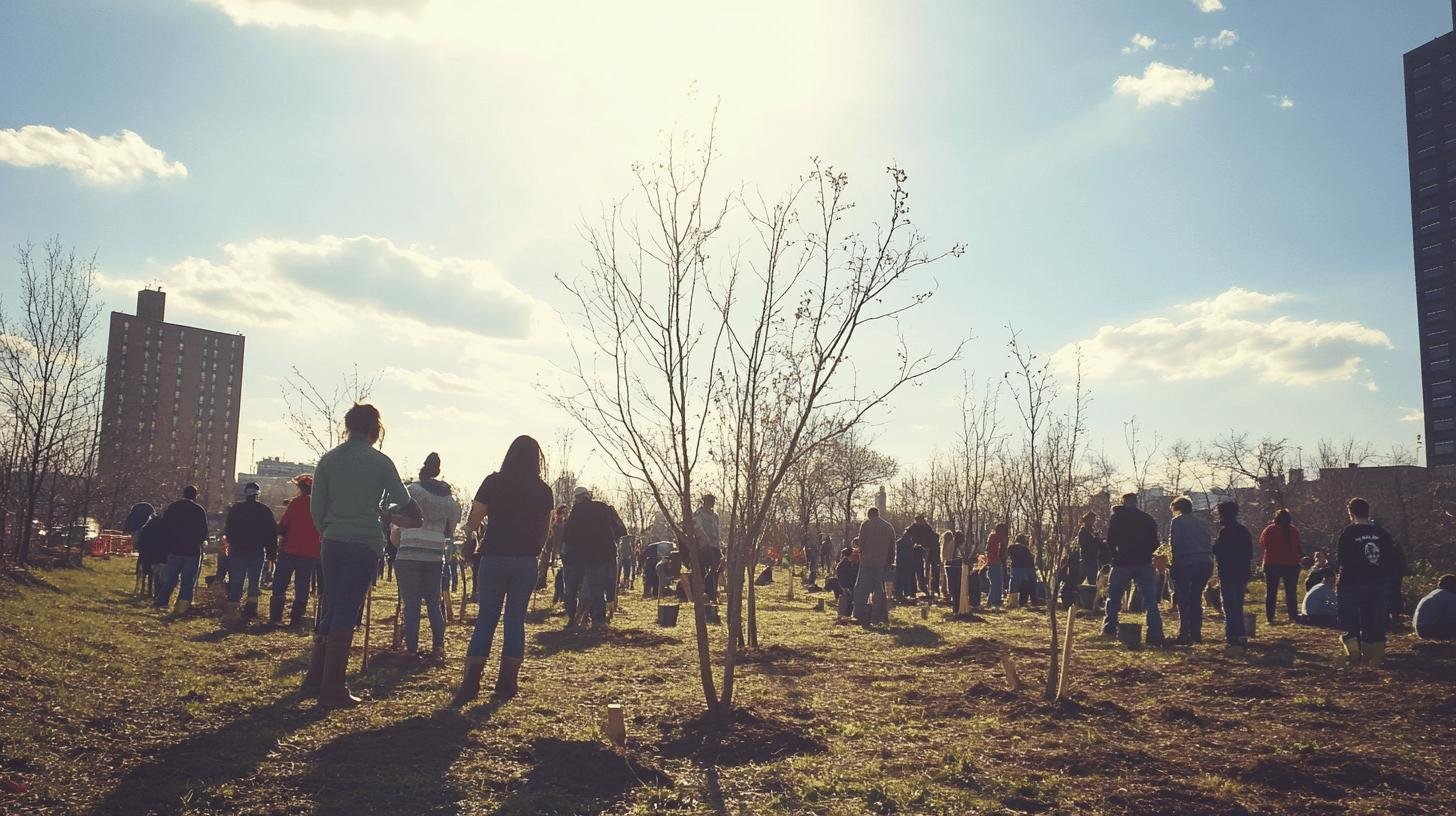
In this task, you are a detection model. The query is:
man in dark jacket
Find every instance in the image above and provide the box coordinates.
[1335,497,1397,667]
[155,486,209,615]
[222,482,278,625]
[907,515,940,597]
[562,486,627,629]
[1213,500,1254,653]
[1100,493,1164,645]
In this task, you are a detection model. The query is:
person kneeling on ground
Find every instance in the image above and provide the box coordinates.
[1300,573,1340,628]
[834,547,859,621]
[1413,574,1456,641]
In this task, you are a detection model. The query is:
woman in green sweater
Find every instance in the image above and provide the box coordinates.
[301,404,422,708]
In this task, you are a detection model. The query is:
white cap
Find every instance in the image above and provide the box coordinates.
[573,486,592,500]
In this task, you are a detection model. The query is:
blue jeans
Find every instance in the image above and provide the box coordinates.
[1338,582,1388,644]
[852,564,889,624]
[1010,567,1037,605]
[1172,561,1213,641]
[1103,564,1164,642]
[396,559,444,652]
[226,551,264,603]
[468,554,538,660]
[271,553,317,621]
[583,561,616,623]
[317,539,377,635]
[1221,576,1249,644]
[444,560,459,592]
[155,554,201,607]
[561,560,585,622]
[987,564,1006,606]
[619,558,635,587]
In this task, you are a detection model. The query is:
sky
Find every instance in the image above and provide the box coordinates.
[0,0,1450,491]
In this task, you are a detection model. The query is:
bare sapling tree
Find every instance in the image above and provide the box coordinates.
[280,364,378,460]
[1123,416,1161,496]
[955,374,1002,550]
[555,118,731,712]
[557,113,963,718]
[0,240,103,565]
[1004,329,1090,701]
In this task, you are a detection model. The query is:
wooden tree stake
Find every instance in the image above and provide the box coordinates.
[605,703,626,746]
[1057,600,1076,700]
[1001,653,1022,692]
[361,585,374,672]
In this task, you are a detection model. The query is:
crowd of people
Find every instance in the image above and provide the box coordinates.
[822,492,1456,665]
[120,403,1456,712]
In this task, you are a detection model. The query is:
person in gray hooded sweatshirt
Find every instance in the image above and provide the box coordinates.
[396,452,461,662]
[1168,496,1213,645]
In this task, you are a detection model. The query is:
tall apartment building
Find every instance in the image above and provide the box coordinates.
[98,289,245,516]
[1406,2,1456,467]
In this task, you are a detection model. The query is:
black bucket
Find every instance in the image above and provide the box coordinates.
[704,604,720,624]
[657,604,680,627]
[1119,622,1143,649]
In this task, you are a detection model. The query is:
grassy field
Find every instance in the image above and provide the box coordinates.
[0,557,1452,816]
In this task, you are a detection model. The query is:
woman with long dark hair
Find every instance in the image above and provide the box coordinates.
[1258,508,1303,625]
[302,404,422,708]
[451,435,554,706]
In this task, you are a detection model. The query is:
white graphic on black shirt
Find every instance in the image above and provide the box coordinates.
[1363,540,1381,566]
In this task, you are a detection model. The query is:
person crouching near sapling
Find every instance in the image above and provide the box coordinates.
[1413,574,1456,641]
[1212,501,1253,655]
[301,404,423,709]
[451,435,554,706]
[1300,571,1340,628]
[1335,497,1397,667]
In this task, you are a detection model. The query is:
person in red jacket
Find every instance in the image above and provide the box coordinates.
[270,474,322,629]
[1258,507,1303,625]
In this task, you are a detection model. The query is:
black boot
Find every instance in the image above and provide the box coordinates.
[317,629,361,709]
[269,594,286,625]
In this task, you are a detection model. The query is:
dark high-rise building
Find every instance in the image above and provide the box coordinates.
[1405,1,1456,466]
[98,289,245,515]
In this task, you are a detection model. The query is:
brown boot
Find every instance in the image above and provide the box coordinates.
[449,657,487,708]
[317,629,361,709]
[298,634,326,698]
[493,656,522,700]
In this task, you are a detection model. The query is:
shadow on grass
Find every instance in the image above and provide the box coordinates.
[305,705,498,815]
[532,626,679,657]
[89,696,313,816]
[493,736,672,816]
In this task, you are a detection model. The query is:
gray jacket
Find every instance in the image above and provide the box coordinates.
[1169,513,1212,568]
[857,515,897,570]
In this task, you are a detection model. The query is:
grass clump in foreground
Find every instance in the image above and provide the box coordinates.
[1,557,1453,815]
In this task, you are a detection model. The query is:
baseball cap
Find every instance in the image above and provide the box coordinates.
[243,482,261,496]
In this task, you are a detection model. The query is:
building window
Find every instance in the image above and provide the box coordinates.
[1420,183,1439,197]
[1434,440,1456,456]
[1425,287,1446,301]
[1419,145,1438,160]
[1416,107,1435,123]
[1418,166,1440,184]
[1421,205,1441,223]
[1422,243,1445,257]
[1413,61,1434,77]
[1421,221,1442,234]
[1434,379,1454,397]
[1428,308,1449,321]
[1434,417,1455,432]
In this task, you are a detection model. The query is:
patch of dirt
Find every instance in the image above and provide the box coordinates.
[1039,746,1160,777]
[658,707,827,766]
[1215,681,1283,701]
[909,637,1039,667]
[510,738,671,804]
[1107,785,1252,816]
[735,644,826,677]
[1430,697,1456,717]
[1158,705,1207,726]
[1108,665,1160,685]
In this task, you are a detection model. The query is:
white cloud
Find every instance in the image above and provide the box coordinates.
[193,0,430,35]
[381,366,488,395]
[1400,408,1424,423]
[99,235,543,341]
[1278,96,1294,109]
[1192,0,1224,12]
[1194,29,1238,49]
[1054,287,1393,388]
[1113,63,1215,108]
[0,126,186,184]
[1121,33,1157,54]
